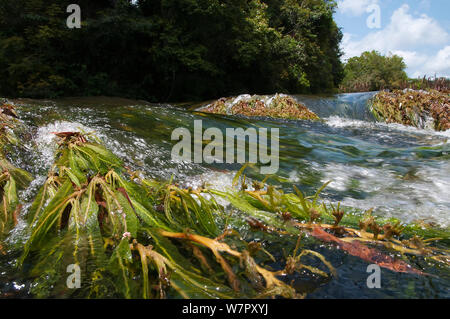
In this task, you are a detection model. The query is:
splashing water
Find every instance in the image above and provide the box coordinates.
[14,95,450,228]
[2,93,449,299]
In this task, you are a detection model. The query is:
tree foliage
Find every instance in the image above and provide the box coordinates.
[0,0,344,101]
[340,50,408,92]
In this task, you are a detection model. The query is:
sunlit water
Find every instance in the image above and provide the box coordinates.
[1,93,449,298]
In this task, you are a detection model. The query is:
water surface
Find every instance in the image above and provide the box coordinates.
[1,93,449,298]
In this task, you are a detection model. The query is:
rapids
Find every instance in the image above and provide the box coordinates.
[1,93,449,298]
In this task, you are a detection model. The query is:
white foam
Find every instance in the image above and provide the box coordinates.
[34,121,96,169]
[325,116,450,140]
[320,162,450,227]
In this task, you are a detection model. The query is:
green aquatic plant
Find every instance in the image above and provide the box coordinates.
[21,131,338,299]
[11,128,450,298]
[0,167,20,242]
[371,89,450,131]
[210,170,449,273]
[0,103,32,242]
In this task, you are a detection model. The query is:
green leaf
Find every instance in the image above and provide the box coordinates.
[130,198,169,230]
[64,168,81,188]
[69,148,87,185]
[108,240,134,298]
[232,163,248,187]
[116,191,138,238]
[312,180,331,206]
[20,180,74,265]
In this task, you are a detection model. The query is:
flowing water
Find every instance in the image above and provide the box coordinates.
[1,93,449,298]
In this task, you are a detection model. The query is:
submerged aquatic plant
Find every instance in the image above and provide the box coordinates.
[200,94,320,121]
[21,131,338,299]
[2,106,448,299]
[211,173,449,274]
[370,89,450,131]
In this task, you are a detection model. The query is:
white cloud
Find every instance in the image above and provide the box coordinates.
[338,0,378,16]
[421,46,450,77]
[341,4,450,77]
[391,50,427,69]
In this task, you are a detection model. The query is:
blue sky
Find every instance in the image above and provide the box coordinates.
[334,0,450,78]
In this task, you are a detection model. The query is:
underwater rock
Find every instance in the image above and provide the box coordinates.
[370,89,450,131]
[200,94,320,121]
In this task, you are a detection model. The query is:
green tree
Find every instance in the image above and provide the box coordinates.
[341,50,408,92]
[0,0,344,101]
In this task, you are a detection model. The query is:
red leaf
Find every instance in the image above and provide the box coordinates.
[310,227,425,276]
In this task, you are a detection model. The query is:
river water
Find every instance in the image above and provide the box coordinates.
[1,93,449,298]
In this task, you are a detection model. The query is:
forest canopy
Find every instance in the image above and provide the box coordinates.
[0,0,344,101]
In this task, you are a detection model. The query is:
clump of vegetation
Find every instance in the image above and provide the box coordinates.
[0,103,32,243]
[405,76,450,93]
[201,95,320,121]
[370,89,450,131]
[20,131,330,299]
[201,97,230,115]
